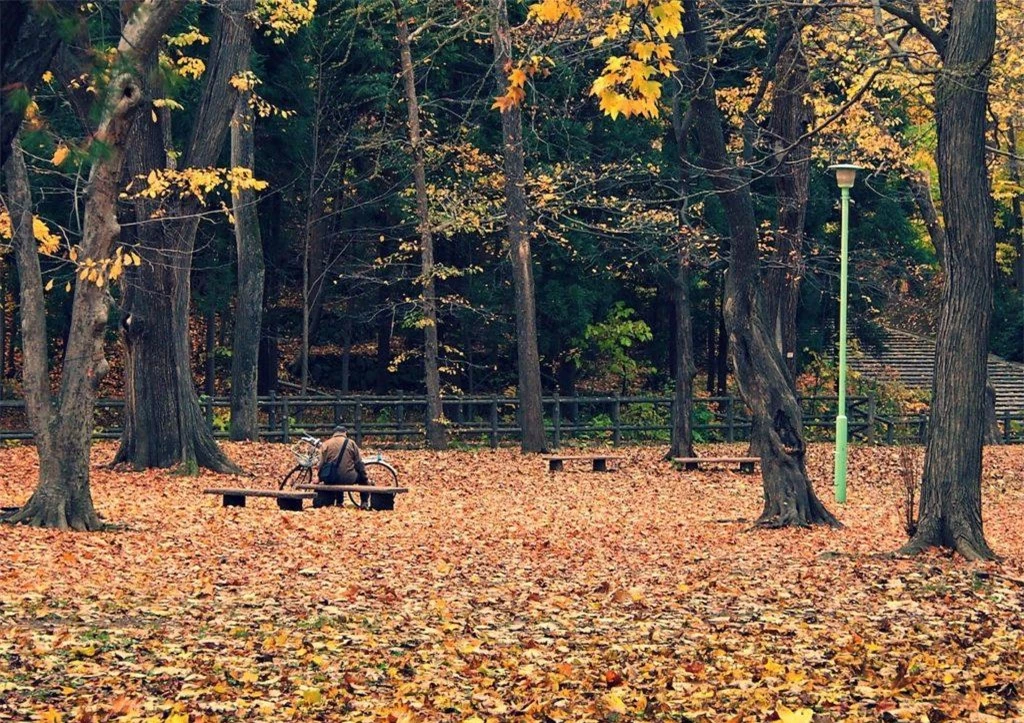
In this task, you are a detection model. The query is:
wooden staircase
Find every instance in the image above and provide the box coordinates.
[851,329,1024,415]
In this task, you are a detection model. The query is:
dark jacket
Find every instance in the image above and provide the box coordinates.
[319,433,367,484]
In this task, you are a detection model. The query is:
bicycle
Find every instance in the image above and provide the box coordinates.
[279,433,400,508]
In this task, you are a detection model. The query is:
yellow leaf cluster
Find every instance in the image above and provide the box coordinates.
[130,167,269,204]
[33,217,61,255]
[50,144,70,166]
[531,0,683,121]
[491,59,548,113]
[528,0,582,23]
[0,209,11,241]
[166,27,210,47]
[254,0,317,42]
[175,56,206,80]
[75,246,141,288]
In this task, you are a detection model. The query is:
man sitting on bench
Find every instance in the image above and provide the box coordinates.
[315,427,369,507]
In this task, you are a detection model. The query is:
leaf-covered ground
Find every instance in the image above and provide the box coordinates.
[1,442,1023,722]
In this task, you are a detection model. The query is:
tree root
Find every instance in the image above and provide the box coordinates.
[3,498,104,531]
[898,517,998,561]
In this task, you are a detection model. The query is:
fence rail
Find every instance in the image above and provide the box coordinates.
[3,393,1023,447]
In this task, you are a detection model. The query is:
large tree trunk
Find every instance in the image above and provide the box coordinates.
[7,0,184,528]
[901,0,997,560]
[679,0,838,527]
[394,0,446,449]
[114,0,249,472]
[0,2,62,168]
[667,101,696,459]
[490,0,547,453]
[669,255,696,458]
[229,90,264,441]
[765,14,811,382]
[6,141,54,452]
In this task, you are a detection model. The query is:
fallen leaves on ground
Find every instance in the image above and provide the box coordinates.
[1,442,1023,722]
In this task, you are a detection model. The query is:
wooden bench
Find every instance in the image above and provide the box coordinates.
[673,457,759,473]
[296,484,409,511]
[203,488,315,511]
[541,454,624,473]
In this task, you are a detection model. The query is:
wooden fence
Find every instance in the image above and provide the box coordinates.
[2,393,1022,446]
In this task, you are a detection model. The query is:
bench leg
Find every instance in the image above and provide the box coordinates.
[549,459,564,472]
[277,497,304,512]
[593,459,608,472]
[739,462,755,474]
[223,494,246,508]
[367,493,395,511]
[684,462,699,471]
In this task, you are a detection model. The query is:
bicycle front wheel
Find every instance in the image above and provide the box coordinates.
[280,465,313,490]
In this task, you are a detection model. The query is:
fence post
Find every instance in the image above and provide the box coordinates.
[867,393,877,444]
[1004,413,1011,443]
[333,399,342,426]
[355,401,363,445]
[572,391,580,434]
[205,397,214,430]
[396,393,405,437]
[268,390,277,432]
[552,393,561,448]
[726,397,735,443]
[490,397,499,449]
[612,396,621,446]
[281,396,290,443]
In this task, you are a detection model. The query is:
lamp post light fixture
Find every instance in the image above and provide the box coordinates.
[828,163,861,504]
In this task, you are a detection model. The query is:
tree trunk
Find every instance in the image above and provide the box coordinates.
[394,0,446,449]
[1007,124,1024,291]
[669,255,696,458]
[6,140,54,448]
[766,14,811,382]
[901,0,997,559]
[114,0,249,472]
[907,172,945,268]
[0,1,62,168]
[490,0,547,453]
[679,0,838,527]
[205,308,216,398]
[983,382,1001,445]
[228,91,264,441]
[7,0,184,528]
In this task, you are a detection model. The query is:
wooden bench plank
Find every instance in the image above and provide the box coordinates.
[296,485,409,494]
[296,484,409,511]
[202,488,314,511]
[672,457,759,473]
[540,454,624,461]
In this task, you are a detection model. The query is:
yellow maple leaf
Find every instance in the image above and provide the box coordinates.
[51,145,69,166]
[602,692,627,715]
[776,703,814,723]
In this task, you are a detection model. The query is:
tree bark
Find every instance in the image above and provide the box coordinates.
[900,0,997,559]
[667,100,696,459]
[114,0,249,472]
[679,0,838,527]
[0,1,62,168]
[394,0,446,449]
[1008,124,1024,291]
[6,0,184,529]
[490,0,547,453]
[229,89,264,440]
[765,14,811,382]
[6,140,54,450]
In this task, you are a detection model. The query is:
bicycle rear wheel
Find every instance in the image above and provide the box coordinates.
[347,460,399,508]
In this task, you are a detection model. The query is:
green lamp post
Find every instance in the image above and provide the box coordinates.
[829,163,861,504]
